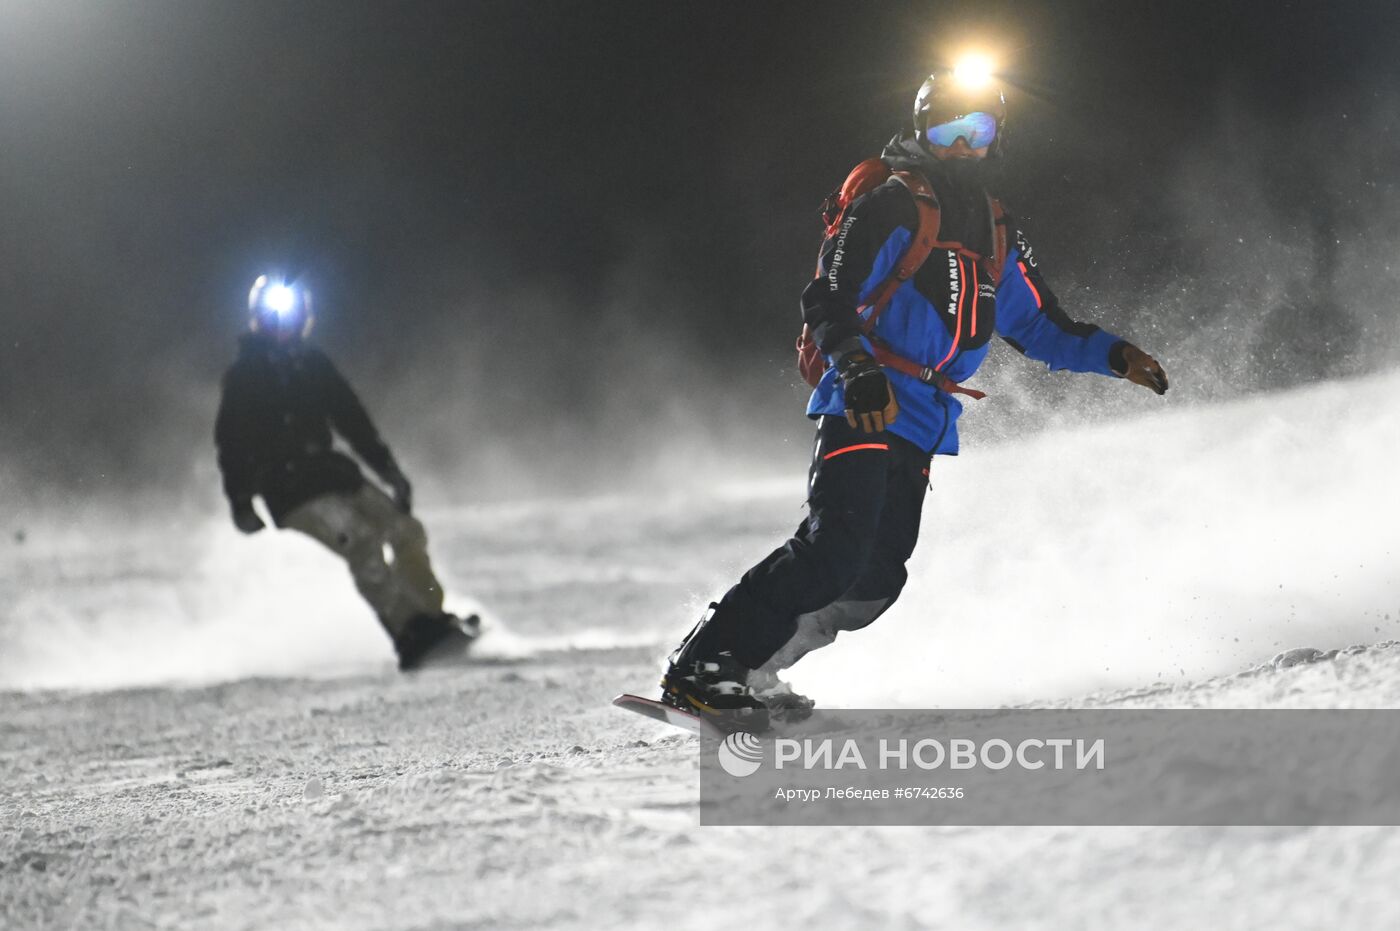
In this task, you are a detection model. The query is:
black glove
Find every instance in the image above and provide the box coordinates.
[835,348,899,434]
[230,497,265,535]
[384,465,413,514]
[1109,341,1169,396]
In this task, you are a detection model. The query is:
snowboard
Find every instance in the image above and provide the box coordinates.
[612,693,729,738]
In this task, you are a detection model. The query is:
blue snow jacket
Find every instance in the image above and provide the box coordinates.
[803,133,1125,455]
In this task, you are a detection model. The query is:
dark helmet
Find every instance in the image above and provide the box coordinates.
[913,65,1008,159]
[247,274,314,340]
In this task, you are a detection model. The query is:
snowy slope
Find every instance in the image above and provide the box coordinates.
[3,371,1399,928]
[4,369,1397,702]
[3,642,1400,929]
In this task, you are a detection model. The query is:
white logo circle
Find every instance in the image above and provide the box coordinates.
[717,732,764,778]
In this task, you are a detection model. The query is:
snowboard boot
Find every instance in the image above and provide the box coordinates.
[395,612,482,671]
[660,651,770,734]
[748,667,816,723]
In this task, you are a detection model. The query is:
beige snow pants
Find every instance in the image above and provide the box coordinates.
[282,483,445,638]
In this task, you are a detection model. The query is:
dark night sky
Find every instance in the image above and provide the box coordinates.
[3,1,1398,508]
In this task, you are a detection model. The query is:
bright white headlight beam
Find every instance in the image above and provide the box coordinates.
[952,54,994,89]
[264,284,298,315]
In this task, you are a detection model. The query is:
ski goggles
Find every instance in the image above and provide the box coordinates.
[924,111,999,149]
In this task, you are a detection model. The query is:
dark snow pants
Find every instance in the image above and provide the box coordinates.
[690,415,931,672]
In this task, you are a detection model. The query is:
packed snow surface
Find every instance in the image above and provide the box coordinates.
[3,370,1398,927]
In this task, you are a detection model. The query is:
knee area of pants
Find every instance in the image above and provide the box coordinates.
[799,553,866,606]
[802,528,877,583]
[390,520,427,549]
[856,562,909,599]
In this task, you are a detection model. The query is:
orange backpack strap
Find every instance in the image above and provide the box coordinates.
[857,170,941,331]
[822,157,893,237]
[869,342,988,401]
[860,173,988,400]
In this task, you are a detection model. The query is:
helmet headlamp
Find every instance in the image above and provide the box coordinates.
[247,274,314,339]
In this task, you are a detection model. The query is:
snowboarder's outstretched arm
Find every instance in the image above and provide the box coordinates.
[313,350,414,511]
[994,223,1168,394]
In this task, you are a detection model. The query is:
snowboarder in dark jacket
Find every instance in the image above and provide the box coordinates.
[214,275,477,669]
[659,68,1169,733]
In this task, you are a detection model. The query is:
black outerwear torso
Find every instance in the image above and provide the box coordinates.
[214,333,395,524]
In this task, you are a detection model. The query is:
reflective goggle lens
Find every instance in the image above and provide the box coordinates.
[924,111,999,149]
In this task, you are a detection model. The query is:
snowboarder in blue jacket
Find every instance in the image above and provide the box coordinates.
[660,68,1169,733]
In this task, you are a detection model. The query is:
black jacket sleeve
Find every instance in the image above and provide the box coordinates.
[313,350,398,479]
[800,179,919,354]
[214,367,259,504]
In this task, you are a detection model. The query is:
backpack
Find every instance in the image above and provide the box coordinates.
[796,157,1008,400]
